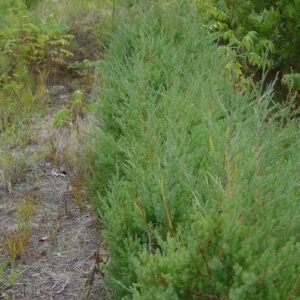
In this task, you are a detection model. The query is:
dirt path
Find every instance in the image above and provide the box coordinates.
[0,163,109,299]
[0,7,113,296]
[0,83,110,299]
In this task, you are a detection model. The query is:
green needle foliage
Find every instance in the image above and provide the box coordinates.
[89,0,300,299]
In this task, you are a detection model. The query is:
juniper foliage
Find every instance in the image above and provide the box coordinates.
[90,1,300,299]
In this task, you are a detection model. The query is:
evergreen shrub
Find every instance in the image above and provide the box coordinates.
[89,1,300,298]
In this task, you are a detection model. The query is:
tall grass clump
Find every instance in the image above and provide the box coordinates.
[89,0,300,298]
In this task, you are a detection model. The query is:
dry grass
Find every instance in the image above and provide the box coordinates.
[1,154,27,193]
[5,197,36,261]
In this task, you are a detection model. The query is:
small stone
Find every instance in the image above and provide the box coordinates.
[48,85,67,96]
[5,224,18,234]
[31,222,40,230]
[58,94,69,101]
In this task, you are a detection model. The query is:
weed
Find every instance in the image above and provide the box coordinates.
[70,179,84,214]
[71,90,86,117]
[0,154,27,192]
[50,224,61,244]
[5,197,35,261]
[5,230,30,261]
[52,108,72,128]
[72,59,95,83]
[0,261,19,292]
[43,137,59,166]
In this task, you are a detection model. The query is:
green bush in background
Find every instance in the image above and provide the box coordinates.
[0,0,73,137]
[0,0,73,85]
[24,0,40,8]
[203,0,300,92]
[90,0,300,298]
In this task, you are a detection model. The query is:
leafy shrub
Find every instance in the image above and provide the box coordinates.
[24,0,40,8]
[90,0,300,299]
[0,0,73,135]
[0,1,73,84]
[71,90,86,116]
[202,0,300,92]
[52,108,72,128]
[51,90,86,128]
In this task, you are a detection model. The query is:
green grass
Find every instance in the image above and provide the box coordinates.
[89,0,300,299]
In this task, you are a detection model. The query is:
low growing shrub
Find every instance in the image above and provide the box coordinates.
[89,0,300,299]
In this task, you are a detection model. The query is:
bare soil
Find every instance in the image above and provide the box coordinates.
[0,84,110,299]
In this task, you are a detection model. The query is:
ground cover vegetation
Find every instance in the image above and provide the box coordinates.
[89,0,300,299]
